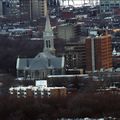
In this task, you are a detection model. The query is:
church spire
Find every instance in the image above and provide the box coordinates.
[45,15,53,33]
[43,15,55,54]
[44,3,52,33]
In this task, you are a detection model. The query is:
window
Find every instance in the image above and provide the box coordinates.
[46,40,49,48]
[46,40,51,48]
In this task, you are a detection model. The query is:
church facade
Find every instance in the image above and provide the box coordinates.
[16,16,65,80]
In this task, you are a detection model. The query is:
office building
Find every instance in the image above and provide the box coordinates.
[0,0,47,20]
[64,42,86,74]
[100,0,120,13]
[48,0,60,8]
[0,0,20,17]
[57,23,81,42]
[86,31,112,72]
[20,0,47,20]
[0,1,3,16]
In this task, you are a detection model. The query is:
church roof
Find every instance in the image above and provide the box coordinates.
[35,52,55,59]
[16,52,64,70]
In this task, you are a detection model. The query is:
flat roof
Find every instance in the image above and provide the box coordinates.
[47,74,88,78]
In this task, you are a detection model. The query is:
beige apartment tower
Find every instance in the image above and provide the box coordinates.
[20,0,47,20]
[31,0,47,19]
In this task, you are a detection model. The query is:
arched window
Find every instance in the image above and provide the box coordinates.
[46,40,51,48]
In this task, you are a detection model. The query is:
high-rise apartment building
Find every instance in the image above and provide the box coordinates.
[86,32,112,72]
[100,0,120,13]
[0,0,47,20]
[20,0,47,20]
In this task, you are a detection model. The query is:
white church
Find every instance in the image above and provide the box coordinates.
[16,16,65,80]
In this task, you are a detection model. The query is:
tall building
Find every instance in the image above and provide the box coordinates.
[0,0,20,17]
[86,32,112,72]
[100,0,120,13]
[64,42,86,74]
[57,23,81,42]
[0,0,47,20]
[0,1,3,16]
[20,0,47,20]
[48,0,60,8]
[19,0,30,20]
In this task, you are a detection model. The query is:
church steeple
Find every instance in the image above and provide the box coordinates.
[43,15,55,54]
[45,15,53,33]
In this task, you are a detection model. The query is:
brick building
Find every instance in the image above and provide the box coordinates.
[86,33,112,72]
[9,80,67,98]
[64,30,112,73]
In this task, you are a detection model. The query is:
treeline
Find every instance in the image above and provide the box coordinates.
[0,93,120,120]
